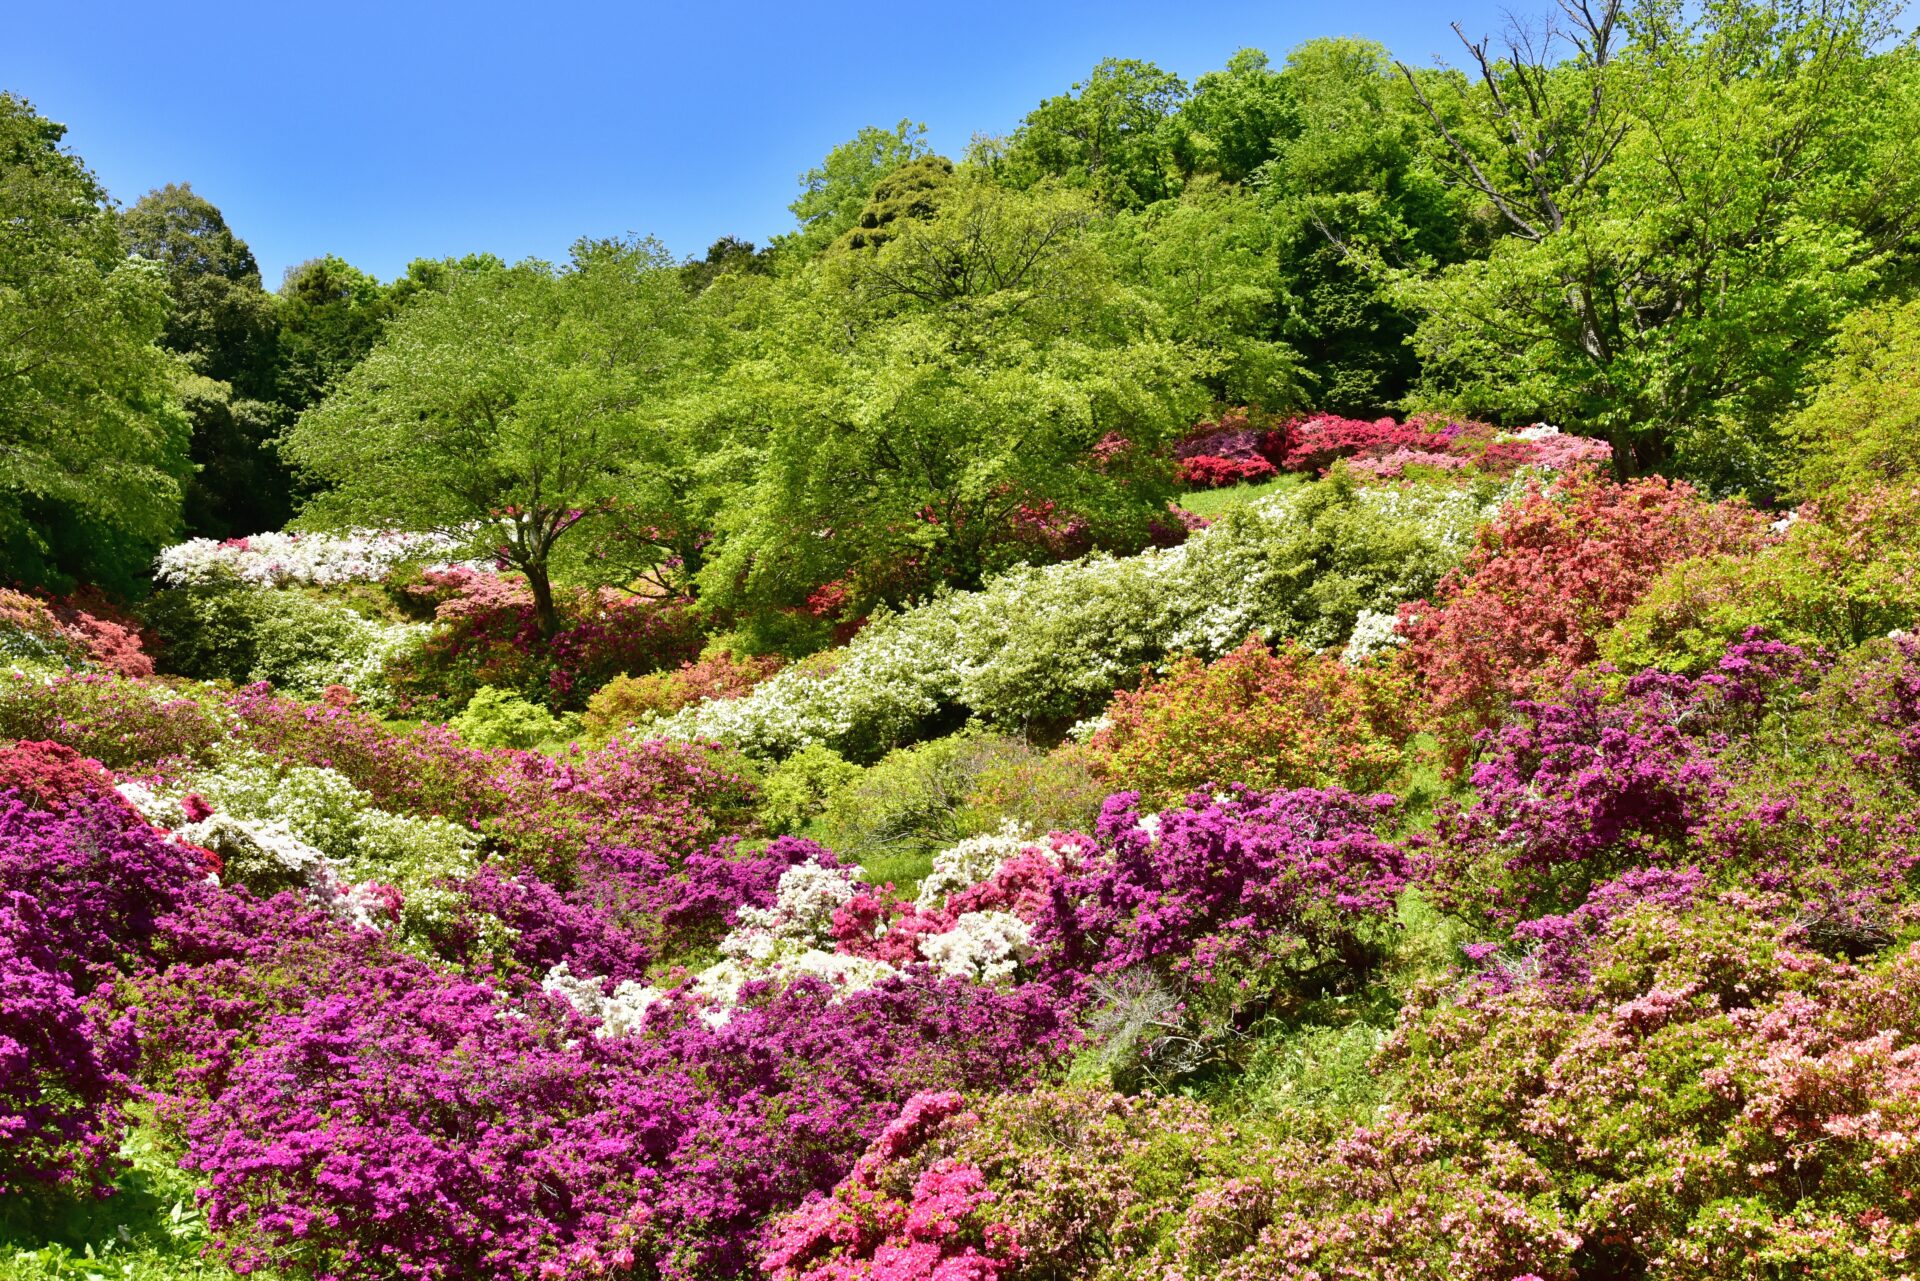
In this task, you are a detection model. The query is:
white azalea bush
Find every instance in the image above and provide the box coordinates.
[154,528,480,589]
[119,747,481,942]
[651,474,1516,758]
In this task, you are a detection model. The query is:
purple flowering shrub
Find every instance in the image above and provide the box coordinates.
[1,892,135,1195]
[430,835,836,980]
[139,906,1071,1281]
[1417,636,1823,926]
[1034,787,1408,990]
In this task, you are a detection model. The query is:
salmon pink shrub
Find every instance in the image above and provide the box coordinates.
[1396,904,1920,1279]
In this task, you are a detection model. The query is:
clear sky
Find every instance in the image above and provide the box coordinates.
[8,0,1517,286]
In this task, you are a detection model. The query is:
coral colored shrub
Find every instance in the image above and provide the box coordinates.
[47,588,155,678]
[1401,473,1768,756]
[1088,635,1414,806]
[1602,484,1920,674]
[1396,904,1920,1279]
[582,650,786,737]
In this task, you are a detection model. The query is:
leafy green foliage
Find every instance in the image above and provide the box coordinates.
[0,94,189,592]
[447,685,569,750]
[284,240,703,635]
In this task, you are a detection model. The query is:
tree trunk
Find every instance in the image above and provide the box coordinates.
[526,559,561,639]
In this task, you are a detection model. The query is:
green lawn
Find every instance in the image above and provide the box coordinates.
[1175,473,1303,521]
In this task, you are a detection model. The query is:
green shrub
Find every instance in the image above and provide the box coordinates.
[447,686,568,750]
[756,744,862,836]
[814,730,1087,882]
[141,585,424,709]
[1790,296,1920,505]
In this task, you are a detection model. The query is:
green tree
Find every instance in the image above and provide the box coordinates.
[998,58,1191,209]
[1259,38,1482,415]
[698,180,1211,614]
[837,155,955,252]
[121,182,288,537]
[777,121,930,259]
[0,94,188,591]
[284,239,703,636]
[274,254,393,410]
[1395,0,1920,491]
[1179,48,1298,184]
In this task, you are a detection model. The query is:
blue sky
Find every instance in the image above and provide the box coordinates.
[9,0,1516,285]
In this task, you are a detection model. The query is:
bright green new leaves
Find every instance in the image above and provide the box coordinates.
[0,94,188,592]
[1396,0,1920,492]
[699,180,1212,614]
[284,240,700,635]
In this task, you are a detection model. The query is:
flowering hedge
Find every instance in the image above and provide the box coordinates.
[650,475,1510,758]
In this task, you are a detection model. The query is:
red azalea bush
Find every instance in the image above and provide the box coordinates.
[1172,409,1290,488]
[0,739,116,810]
[1087,635,1414,806]
[388,568,704,712]
[1401,473,1769,758]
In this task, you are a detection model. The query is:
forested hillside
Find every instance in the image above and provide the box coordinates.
[5,0,1920,1277]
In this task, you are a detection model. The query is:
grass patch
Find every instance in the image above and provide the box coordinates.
[1175,473,1303,521]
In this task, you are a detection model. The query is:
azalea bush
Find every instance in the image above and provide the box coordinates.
[1087,635,1414,806]
[1401,473,1768,758]
[581,649,784,738]
[385,567,703,712]
[1403,903,1920,1279]
[653,474,1510,758]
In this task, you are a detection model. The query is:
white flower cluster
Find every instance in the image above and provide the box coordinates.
[173,811,396,931]
[1500,422,1564,442]
[121,748,479,939]
[547,858,905,1035]
[542,963,666,1038]
[917,910,1032,983]
[916,820,1036,911]
[154,528,483,589]
[649,480,1516,759]
[1341,609,1407,666]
